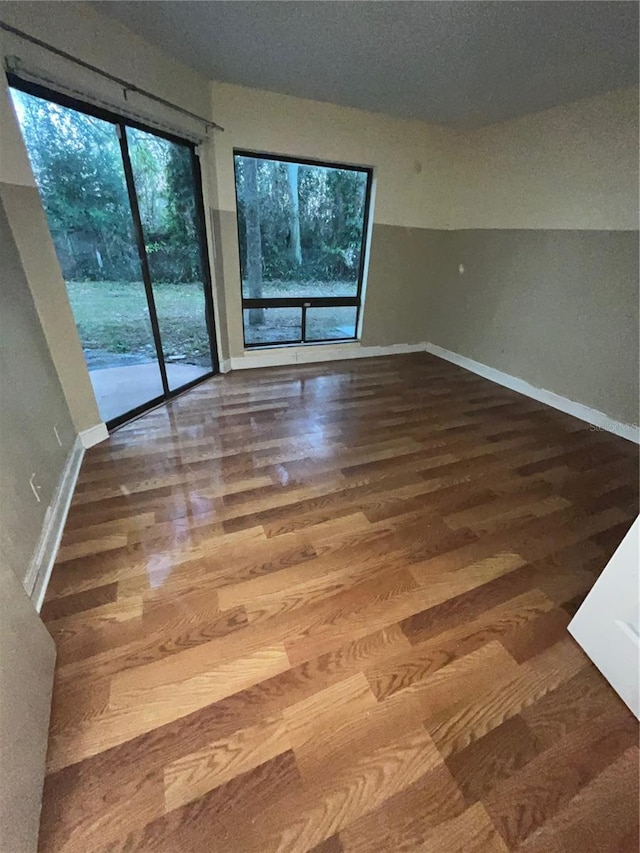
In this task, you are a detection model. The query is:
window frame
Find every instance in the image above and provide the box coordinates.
[233,149,373,349]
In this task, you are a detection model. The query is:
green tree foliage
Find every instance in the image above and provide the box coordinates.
[13,90,369,293]
[12,90,201,284]
[166,144,197,243]
[235,156,368,286]
[15,92,138,281]
[128,128,201,283]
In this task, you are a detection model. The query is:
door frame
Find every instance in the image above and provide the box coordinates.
[7,73,220,430]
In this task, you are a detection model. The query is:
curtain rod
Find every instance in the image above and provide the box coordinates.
[0,20,224,133]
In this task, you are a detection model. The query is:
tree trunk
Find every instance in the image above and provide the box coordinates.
[286,162,302,266]
[244,158,264,325]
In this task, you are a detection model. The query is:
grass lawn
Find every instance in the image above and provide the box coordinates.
[66,280,211,366]
[66,279,358,366]
[243,279,358,299]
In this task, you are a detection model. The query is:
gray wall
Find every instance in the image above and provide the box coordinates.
[0,194,76,588]
[0,558,55,852]
[0,181,102,434]
[360,225,446,347]
[426,229,640,426]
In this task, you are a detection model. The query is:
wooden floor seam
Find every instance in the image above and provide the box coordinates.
[38,353,639,852]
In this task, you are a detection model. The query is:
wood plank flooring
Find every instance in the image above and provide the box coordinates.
[38,353,639,852]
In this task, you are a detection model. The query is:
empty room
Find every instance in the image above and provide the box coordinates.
[1,1,638,851]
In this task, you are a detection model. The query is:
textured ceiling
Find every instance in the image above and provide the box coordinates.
[94,1,639,127]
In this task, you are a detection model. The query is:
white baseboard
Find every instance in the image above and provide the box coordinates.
[219,358,232,374]
[230,341,427,371]
[79,423,109,448]
[27,437,85,610]
[426,342,640,444]
[222,339,638,444]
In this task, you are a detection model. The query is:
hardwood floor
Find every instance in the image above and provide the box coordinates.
[38,353,639,852]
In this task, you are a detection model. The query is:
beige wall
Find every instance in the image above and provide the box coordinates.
[0,558,55,853]
[211,81,455,228]
[0,74,35,188]
[0,195,76,588]
[449,87,639,231]
[426,88,639,427]
[0,174,102,433]
[428,230,639,425]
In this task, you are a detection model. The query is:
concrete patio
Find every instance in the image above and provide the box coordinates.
[90,362,210,423]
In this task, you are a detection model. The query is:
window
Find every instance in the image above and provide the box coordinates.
[233,151,372,348]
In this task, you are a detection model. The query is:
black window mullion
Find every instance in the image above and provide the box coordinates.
[118,122,170,396]
[354,301,363,340]
[354,168,374,307]
[190,146,220,373]
[242,297,359,309]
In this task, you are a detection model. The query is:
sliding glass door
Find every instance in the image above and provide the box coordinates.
[9,79,217,427]
[126,127,214,392]
[233,151,372,348]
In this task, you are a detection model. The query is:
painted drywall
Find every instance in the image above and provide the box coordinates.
[0,1,213,131]
[427,89,639,428]
[0,72,35,188]
[449,87,639,231]
[0,195,76,588]
[0,558,55,853]
[210,81,455,228]
[0,6,106,432]
[360,226,447,347]
[428,230,639,426]
[0,178,102,433]
[208,79,639,383]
